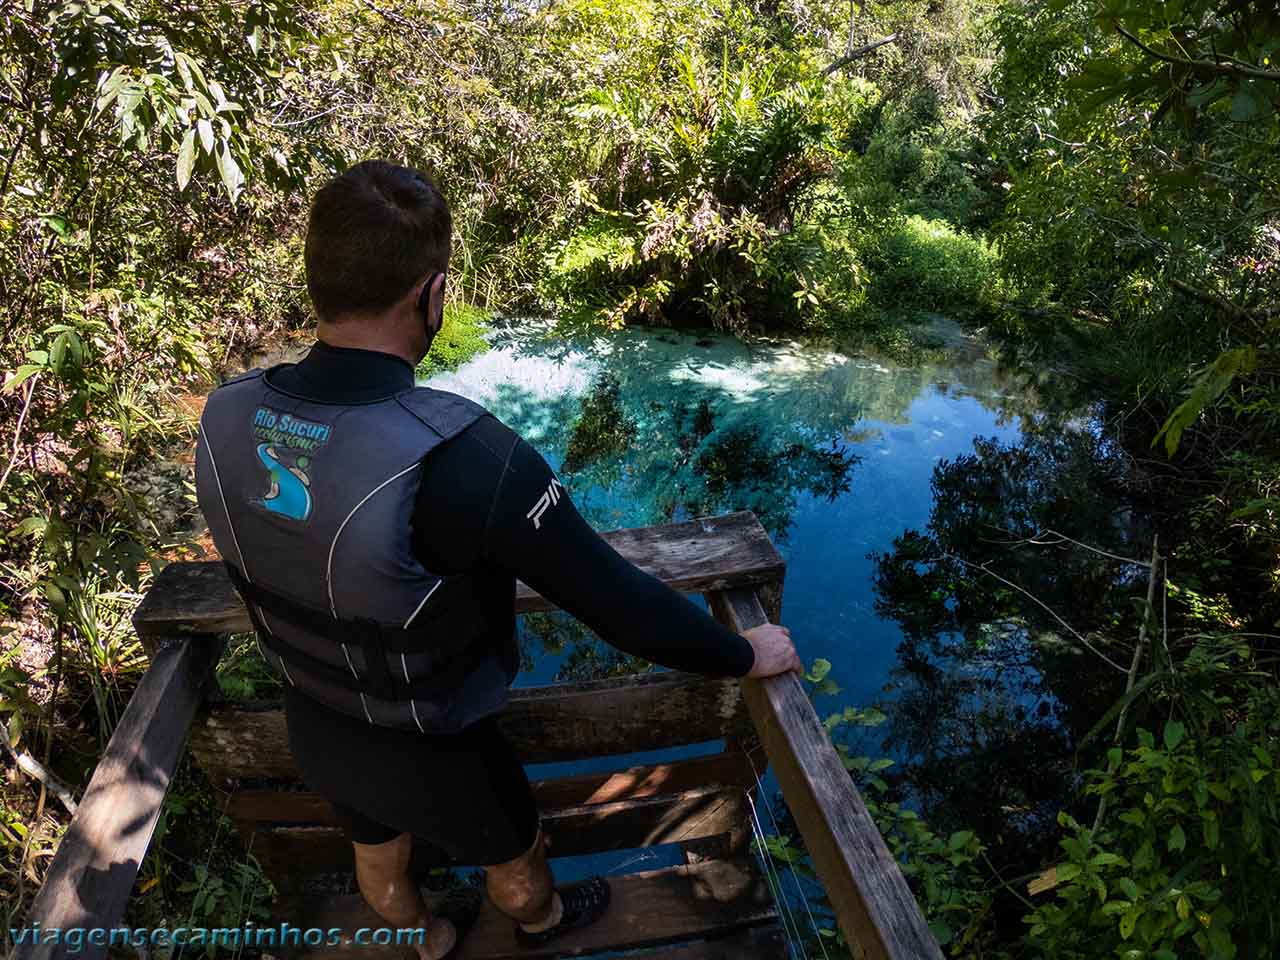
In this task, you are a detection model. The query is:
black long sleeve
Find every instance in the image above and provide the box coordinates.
[411,415,755,678]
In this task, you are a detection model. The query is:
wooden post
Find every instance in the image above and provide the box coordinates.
[15,635,226,960]
[707,588,943,960]
[756,577,785,624]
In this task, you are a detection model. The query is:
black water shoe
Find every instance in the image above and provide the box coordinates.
[437,884,483,960]
[513,877,611,949]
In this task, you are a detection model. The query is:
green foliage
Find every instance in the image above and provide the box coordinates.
[544,52,853,332]
[215,636,284,701]
[830,707,999,953]
[171,860,275,954]
[416,303,492,378]
[0,0,317,734]
[1027,642,1280,959]
[125,762,277,951]
[759,666,1003,955]
[0,0,320,921]
[523,0,997,333]
[5,0,1274,951]
[858,90,994,229]
[987,0,1279,452]
[1152,347,1259,457]
[867,215,999,315]
[804,657,842,697]
[35,0,304,201]
[985,0,1280,631]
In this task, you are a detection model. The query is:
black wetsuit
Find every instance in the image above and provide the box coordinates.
[270,342,755,864]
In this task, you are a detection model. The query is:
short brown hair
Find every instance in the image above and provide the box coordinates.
[304,160,451,320]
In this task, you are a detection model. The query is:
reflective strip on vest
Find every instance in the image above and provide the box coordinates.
[194,368,509,732]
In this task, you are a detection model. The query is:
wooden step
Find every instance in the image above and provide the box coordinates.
[227,751,757,823]
[229,753,758,892]
[245,785,751,884]
[189,672,753,782]
[275,857,778,960]
[639,927,788,960]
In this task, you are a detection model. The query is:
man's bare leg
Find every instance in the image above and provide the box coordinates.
[483,828,563,930]
[352,833,456,960]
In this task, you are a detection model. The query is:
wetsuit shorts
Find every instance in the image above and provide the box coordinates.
[285,687,540,865]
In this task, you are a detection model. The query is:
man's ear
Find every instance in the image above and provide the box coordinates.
[430,271,447,331]
[419,271,446,333]
[415,275,433,328]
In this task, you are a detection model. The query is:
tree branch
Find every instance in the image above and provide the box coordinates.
[1169,278,1276,323]
[822,34,899,77]
[1115,22,1280,82]
[0,373,38,496]
[927,552,1131,674]
[0,719,79,817]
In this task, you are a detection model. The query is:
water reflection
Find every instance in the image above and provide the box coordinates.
[425,316,1147,890]
[870,422,1147,868]
[422,317,1047,692]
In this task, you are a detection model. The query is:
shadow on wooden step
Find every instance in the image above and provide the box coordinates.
[273,857,778,960]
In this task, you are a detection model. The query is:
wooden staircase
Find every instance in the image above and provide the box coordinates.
[16,512,943,960]
[281,859,783,960]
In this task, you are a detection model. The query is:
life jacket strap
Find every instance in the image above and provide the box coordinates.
[223,562,482,700]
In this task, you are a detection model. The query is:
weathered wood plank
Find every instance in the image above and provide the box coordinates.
[276,857,776,960]
[189,672,751,782]
[227,751,757,823]
[706,588,943,960]
[132,511,784,637]
[640,927,788,960]
[246,786,750,886]
[16,635,226,960]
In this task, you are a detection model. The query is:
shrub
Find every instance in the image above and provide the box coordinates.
[1026,640,1280,959]
[858,92,991,230]
[867,215,999,316]
[540,47,868,333]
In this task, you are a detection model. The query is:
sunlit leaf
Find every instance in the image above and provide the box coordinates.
[197,118,214,153]
[216,144,245,201]
[177,128,196,191]
[1154,347,1258,455]
[805,657,832,682]
[5,365,43,392]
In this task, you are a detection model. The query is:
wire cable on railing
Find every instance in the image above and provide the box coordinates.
[748,754,834,960]
[745,787,807,960]
[605,848,663,876]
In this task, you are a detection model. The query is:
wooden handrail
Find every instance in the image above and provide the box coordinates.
[131,510,785,641]
[14,635,226,960]
[707,587,943,960]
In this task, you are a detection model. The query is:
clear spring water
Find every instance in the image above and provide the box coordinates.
[423,317,1029,706]
[420,317,1078,888]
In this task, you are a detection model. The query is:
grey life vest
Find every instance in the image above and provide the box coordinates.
[194,368,512,732]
